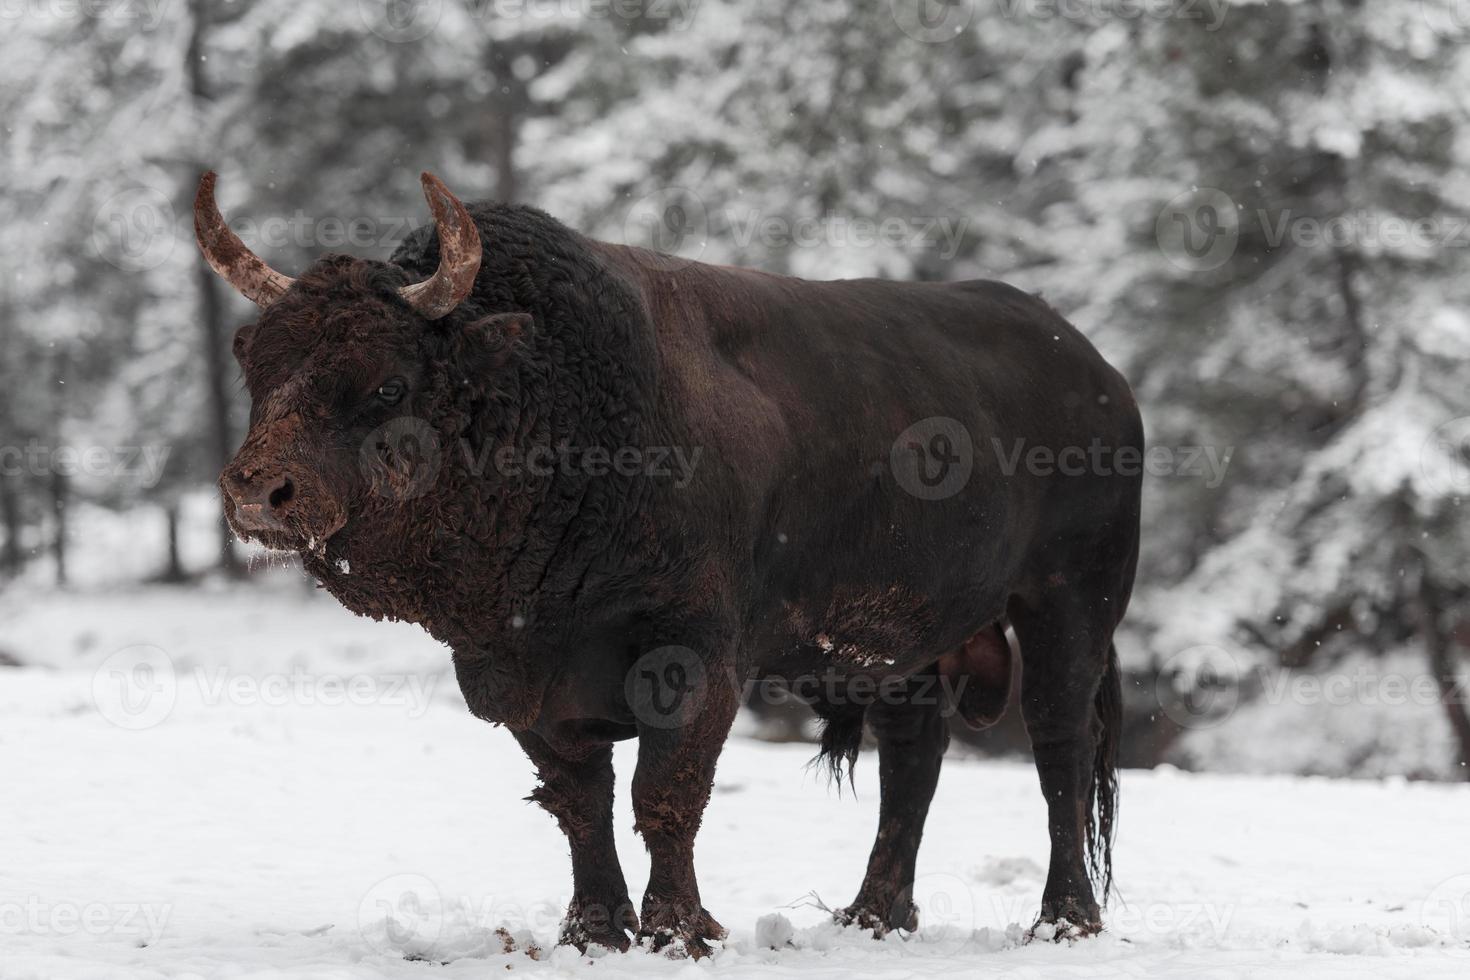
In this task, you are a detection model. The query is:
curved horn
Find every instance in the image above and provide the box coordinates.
[193,171,295,307]
[398,172,482,320]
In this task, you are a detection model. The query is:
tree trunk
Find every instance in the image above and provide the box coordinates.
[0,474,21,577]
[160,502,187,583]
[187,0,241,576]
[1421,574,1470,779]
[491,96,518,204]
[50,468,67,588]
[195,263,241,576]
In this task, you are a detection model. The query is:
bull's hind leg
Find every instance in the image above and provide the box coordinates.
[1008,585,1123,939]
[836,672,949,935]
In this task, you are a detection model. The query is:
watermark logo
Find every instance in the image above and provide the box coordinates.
[92,186,175,273]
[889,0,974,42]
[909,871,978,953]
[1420,416,1470,496]
[92,645,177,730]
[359,0,442,41]
[1422,1,1470,41]
[891,417,974,501]
[361,417,443,501]
[1155,644,1241,729]
[359,873,444,955]
[1421,873,1470,941]
[1159,185,1470,272]
[1156,187,1239,272]
[623,187,710,269]
[625,646,707,729]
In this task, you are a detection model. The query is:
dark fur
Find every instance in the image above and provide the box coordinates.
[218,197,1143,955]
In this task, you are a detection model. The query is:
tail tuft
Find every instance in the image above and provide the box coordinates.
[1087,641,1122,902]
[810,706,866,793]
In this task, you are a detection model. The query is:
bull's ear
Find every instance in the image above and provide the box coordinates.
[232,322,258,368]
[458,312,531,376]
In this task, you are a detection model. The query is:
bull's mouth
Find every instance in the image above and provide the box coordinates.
[222,493,347,558]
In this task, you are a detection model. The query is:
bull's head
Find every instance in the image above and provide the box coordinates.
[198,171,527,560]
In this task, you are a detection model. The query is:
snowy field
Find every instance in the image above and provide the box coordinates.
[4,582,1470,979]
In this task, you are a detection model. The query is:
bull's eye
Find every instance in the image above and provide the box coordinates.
[376,378,406,406]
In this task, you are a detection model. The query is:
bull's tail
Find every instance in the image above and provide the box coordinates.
[811,705,866,793]
[1086,640,1122,902]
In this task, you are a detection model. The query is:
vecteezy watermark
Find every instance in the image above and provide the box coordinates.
[0,0,170,30]
[1155,644,1242,730]
[227,212,424,252]
[992,437,1232,488]
[906,871,978,954]
[92,645,178,730]
[91,185,175,272]
[891,417,975,501]
[746,669,972,713]
[193,668,439,719]
[997,0,1228,29]
[360,418,705,499]
[622,187,711,268]
[0,442,171,489]
[359,0,699,43]
[1155,188,1240,272]
[1420,873,1470,941]
[621,189,970,268]
[625,646,709,729]
[359,873,445,956]
[1156,644,1468,730]
[890,417,1232,501]
[723,211,970,261]
[1157,186,1470,271]
[625,654,978,730]
[478,0,699,27]
[358,0,443,42]
[357,874,563,957]
[1422,1,1470,42]
[984,892,1236,942]
[889,0,975,43]
[92,646,444,729]
[362,418,443,502]
[460,441,704,489]
[0,897,172,944]
[1420,416,1470,496]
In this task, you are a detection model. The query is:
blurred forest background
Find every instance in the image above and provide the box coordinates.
[2,0,1468,778]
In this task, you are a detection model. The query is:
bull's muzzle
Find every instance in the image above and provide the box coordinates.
[223,466,298,533]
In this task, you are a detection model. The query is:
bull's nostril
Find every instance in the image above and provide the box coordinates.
[269,478,296,511]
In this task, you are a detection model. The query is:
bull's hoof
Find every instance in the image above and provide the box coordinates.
[1026,897,1102,942]
[835,895,919,937]
[636,898,726,959]
[559,895,639,953]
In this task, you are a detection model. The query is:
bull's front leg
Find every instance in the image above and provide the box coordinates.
[626,644,742,958]
[514,732,639,951]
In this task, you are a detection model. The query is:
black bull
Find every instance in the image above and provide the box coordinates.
[203,175,1143,957]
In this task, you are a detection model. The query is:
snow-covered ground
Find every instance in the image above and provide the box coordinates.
[4,582,1470,978]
